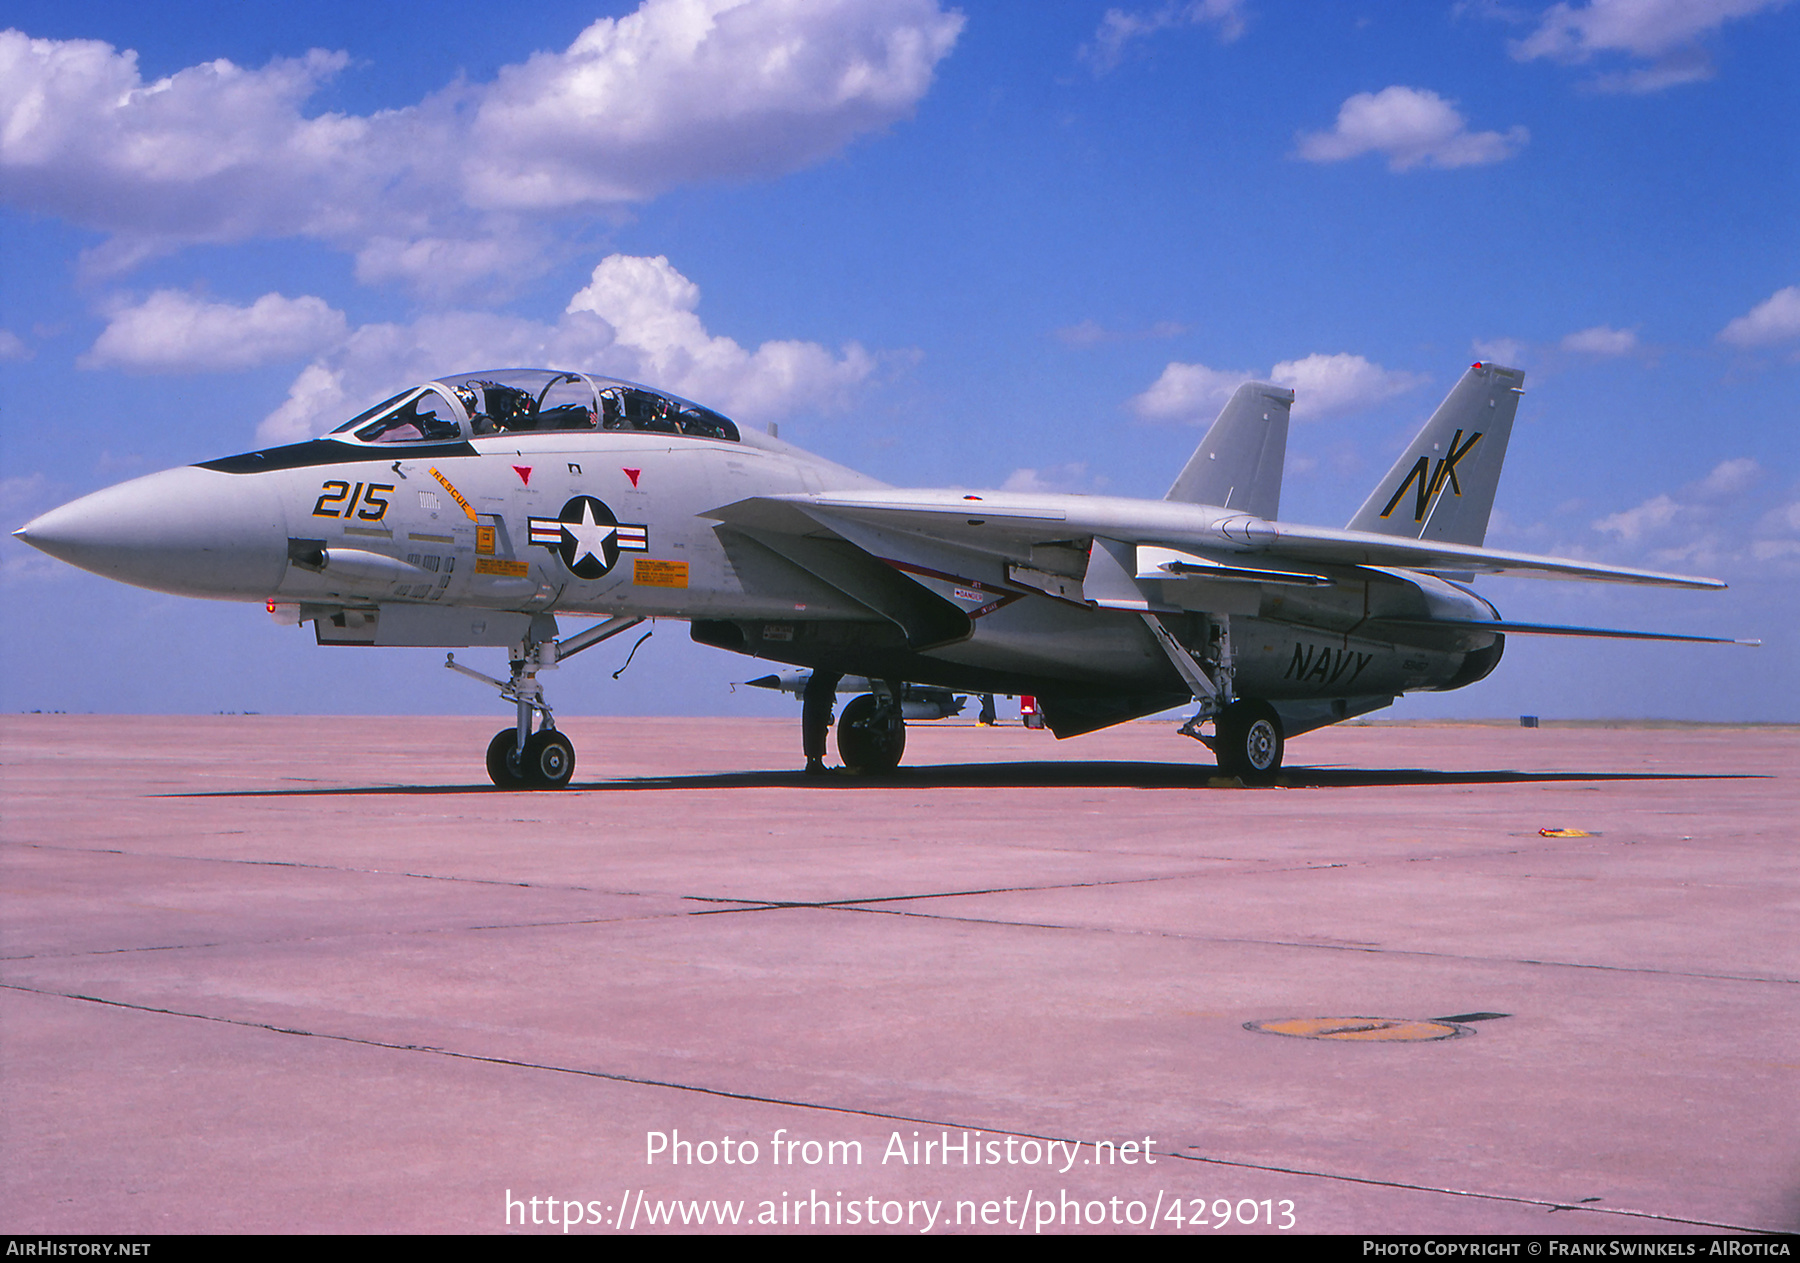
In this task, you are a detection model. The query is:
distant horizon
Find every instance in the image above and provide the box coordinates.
[9,712,1794,728]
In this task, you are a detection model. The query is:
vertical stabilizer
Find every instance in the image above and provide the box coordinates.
[1165,382,1293,519]
[1347,362,1523,546]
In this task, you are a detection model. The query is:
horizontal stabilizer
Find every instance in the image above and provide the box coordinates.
[1367,618,1758,645]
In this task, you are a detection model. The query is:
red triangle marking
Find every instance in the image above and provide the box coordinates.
[623,468,641,488]
[513,466,531,485]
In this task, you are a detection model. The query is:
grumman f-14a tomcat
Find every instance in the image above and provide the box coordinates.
[14,364,1753,787]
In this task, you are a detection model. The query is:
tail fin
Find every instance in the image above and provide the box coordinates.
[1165,382,1293,519]
[1347,362,1523,546]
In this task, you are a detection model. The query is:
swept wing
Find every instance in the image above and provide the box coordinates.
[707,489,1726,591]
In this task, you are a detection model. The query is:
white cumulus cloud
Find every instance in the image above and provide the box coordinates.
[466,0,964,209]
[1588,456,1776,573]
[1081,1,1247,73]
[256,253,876,443]
[1130,361,1252,421]
[1000,463,1103,494]
[1511,0,1788,91]
[1692,457,1761,498]
[1593,492,1684,543]
[1295,86,1528,171]
[80,291,349,373]
[0,0,963,292]
[1718,286,1800,348]
[1560,324,1639,355]
[1269,353,1427,421]
[1131,352,1424,423]
[1473,336,1531,367]
[0,329,31,361]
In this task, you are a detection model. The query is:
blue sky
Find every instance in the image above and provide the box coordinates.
[2,0,1796,723]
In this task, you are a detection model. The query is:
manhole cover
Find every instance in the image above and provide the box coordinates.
[1246,1017,1471,1042]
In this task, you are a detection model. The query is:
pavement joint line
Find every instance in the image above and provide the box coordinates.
[10,842,1792,982]
[0,980,1769,1235]
[673,887,1800,986]
[0,910,705,961]
[678,871,1259,911]
[2,941,231,961]
[850,907,1800,986]
[7,840,613,893]
[7,888,1794,985]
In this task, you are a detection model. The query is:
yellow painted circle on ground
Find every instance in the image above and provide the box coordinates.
[1246,1017,1469,1042]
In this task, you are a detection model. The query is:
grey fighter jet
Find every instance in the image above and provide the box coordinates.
[14,364,1750,787]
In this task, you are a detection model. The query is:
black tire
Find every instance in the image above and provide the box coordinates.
[486,728,528,788]
[522,729,576,789]
[1215,700,1284,784]
[836,693,906,774]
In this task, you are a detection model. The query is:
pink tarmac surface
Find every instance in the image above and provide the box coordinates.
[1,715,1796,1236]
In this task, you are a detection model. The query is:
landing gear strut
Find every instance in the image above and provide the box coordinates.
[448,615,644,789]
[1145,612,1287,783]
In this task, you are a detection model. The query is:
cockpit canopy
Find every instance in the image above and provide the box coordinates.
[330,369,740,445]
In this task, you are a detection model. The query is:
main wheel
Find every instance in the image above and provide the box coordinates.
[486,729,528,788]
[1215,700,1284,784]
[836,693,906,774]
[522,729,576,789]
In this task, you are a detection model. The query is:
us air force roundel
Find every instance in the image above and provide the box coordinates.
[527,496,648,580]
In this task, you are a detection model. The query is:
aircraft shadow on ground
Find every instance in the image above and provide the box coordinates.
[165,763,1766,798]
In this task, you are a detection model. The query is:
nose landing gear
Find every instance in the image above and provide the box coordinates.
[449,614,644,788]
[485,726,577,789]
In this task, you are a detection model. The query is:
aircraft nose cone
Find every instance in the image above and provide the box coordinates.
[15,465,287,599]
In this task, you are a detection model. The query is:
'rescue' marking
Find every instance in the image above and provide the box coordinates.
[429,468,478,521]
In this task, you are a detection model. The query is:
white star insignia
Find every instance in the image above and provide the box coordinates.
[562,499,616,569]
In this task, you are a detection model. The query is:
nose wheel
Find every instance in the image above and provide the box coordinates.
[448,616,643,790]
[486,727,575,789]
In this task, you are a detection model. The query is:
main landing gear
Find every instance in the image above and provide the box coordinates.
[448,615,644,788]
[1211,698,1284,784]
[837,689,906,774]
[799,672,907,775]
[1144,612,1286,784]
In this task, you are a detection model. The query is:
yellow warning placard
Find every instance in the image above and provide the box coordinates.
[633,559,689,588]
[475,557,529,577]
